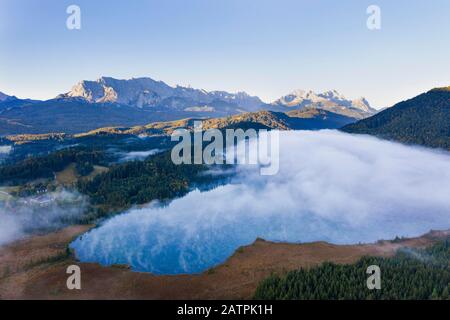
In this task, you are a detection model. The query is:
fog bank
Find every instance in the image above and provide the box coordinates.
[71,130,450,274]
[118,149,161,162]
[0,146,12,154]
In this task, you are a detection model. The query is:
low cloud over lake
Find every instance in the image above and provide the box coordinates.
[71,130,450,274]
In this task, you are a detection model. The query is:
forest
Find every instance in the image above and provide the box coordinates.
[254,237,450,300]
[76,151,230,220]
[0,147,105,185]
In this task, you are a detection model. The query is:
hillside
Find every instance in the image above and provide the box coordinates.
[2,109,356,143]
[71,109,355,138]
[342,87,450,150]
[254,235,450,300]
[0,98,343,136]
[0,98,194,135]
[0,227,447,299]
[60,76,263,112]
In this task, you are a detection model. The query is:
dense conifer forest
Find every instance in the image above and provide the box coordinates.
[254,237,450,300]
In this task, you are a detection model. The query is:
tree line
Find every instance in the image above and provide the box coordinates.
[0,147,105,185]
[254,237,450,300]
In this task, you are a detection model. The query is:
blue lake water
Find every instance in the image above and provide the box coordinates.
[70,198,353,274]
[70,131,450,275]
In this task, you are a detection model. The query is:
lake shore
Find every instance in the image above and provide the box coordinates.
[1,226,448,300]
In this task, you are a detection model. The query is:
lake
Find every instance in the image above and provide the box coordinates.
[70,131,450,274]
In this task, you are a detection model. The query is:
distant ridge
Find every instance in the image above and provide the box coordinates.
[4,109,356,143]
[59,77,376,119]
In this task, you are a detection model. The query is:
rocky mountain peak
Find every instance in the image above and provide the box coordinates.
[272,89,376,119]
[59,76,263,111]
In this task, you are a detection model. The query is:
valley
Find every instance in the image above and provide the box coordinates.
[0,85,449,300]
[2,0,449,304]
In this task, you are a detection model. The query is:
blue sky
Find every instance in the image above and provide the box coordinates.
[0,0,449,108]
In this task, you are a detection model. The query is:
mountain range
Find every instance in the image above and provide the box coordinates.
[58,77,264,112]
[1,85,448,155]
[271,89,376,119]
[66,85,449,151]
[0,77,376,135]
[0,91,10,102]
[71,108,356,138]
[3,108,355,145]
